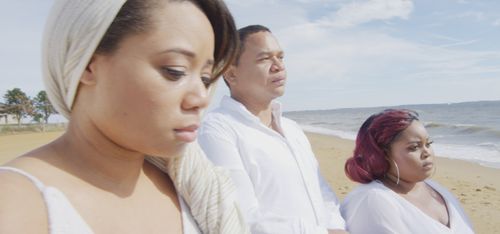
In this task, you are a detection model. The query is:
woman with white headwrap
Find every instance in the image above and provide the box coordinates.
[0,0,248,233]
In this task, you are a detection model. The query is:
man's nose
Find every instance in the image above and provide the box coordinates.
[270,57,285,72]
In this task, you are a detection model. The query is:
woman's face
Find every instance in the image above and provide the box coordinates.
[387,120,435,183]
[84,2,215,157]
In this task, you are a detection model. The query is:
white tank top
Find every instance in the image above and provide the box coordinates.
[0,166,200,234]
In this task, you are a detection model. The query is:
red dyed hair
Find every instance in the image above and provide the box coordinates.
[344,109,419,183]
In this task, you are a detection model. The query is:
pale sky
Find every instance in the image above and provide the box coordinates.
[1,0,499,112]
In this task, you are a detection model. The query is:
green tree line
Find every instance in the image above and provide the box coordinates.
[0,88,57,126]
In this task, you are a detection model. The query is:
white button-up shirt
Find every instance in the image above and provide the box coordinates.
[199,96,346,233]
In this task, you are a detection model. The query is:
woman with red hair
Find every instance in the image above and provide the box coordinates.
[341,109,474,233]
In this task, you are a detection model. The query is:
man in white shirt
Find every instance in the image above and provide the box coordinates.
[198,25,347,234]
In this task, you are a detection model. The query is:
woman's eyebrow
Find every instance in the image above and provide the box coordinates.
[157,48,214,68]
[157,48,195,57]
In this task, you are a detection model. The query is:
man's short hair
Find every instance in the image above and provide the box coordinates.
[223,25,271,87]
[234,25,271,65]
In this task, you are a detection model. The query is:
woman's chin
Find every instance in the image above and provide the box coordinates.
[145,143,187,159]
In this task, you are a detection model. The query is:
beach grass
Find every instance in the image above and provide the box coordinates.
[0,123,66,136]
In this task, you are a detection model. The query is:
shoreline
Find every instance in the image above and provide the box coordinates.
[306,131,500,234]
[300,125,500,170]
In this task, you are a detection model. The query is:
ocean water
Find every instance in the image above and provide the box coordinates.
[284,100,500,169]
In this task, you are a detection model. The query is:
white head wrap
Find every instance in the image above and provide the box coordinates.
[42,0,126,119]
[42,1,248,233]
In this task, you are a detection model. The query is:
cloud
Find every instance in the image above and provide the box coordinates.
[318,0,414,28]
[217,0,500,110]
[4,0,497,111]
[456,11,485,21]
[275,21,500,107]
[437,39,479,48]
[493,18,500,27]
[277,25,419,82]
[224,0,311,29]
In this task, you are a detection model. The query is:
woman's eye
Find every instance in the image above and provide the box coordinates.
[426,141,434,148]
[162,67,186,80]
[201,76,212,88]
[408,145,418,151]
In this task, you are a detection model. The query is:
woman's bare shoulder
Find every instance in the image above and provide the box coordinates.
[0,157,50,233]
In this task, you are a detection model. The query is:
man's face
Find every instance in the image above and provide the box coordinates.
[227,31,286,102]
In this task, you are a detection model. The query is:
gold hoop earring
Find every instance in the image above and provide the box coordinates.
[392,159,400,185]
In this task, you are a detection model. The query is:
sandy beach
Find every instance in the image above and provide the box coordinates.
[307,132,500,234]
[1,131,498,233]
[0,131,63,164]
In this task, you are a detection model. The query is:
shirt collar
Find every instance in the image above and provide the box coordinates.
[220,95,283,126]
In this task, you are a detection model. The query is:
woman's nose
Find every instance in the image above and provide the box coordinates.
[421,145,432,159]
[182,77,209,112]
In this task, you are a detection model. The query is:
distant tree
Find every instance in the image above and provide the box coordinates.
[3,88,33,126]
[33,90,57,125]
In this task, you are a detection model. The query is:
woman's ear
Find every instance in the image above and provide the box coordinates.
[383,147,391,158]
[80,55,99,85]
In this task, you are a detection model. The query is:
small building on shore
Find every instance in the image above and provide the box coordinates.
[0,103,18,125]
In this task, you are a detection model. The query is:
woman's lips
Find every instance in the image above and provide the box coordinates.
[174,125,199,142]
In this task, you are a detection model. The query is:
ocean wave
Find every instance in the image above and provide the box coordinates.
[432,135,446,139]
[310,121,338,126]
[433,143,500,169]
[425,122,447,128]
[425,122,478,129]
[477,142,500,151]
[425,122,500,137]
[456,125,493,134]
[299,125,357,140]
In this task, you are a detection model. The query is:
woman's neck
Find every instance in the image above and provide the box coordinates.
[381,174,423,194]
[51,116,147,196]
